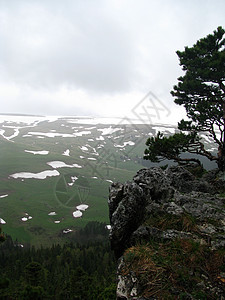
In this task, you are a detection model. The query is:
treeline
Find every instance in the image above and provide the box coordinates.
[0,222,116,299]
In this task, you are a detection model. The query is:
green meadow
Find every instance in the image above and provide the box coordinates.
[0,116,217,247]
[0,117,152,246]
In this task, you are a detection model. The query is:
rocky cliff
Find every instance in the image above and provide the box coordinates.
[108,166,225,299]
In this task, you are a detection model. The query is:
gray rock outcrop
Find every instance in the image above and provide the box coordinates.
[108,166,225,299]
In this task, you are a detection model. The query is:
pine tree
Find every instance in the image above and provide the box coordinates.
[145,27,225,171]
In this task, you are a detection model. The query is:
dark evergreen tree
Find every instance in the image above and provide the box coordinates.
[24,261,47,287]
[144,131,203,166]
[145,27,225,171]
[0,226,5,243]
[0,223,117,299]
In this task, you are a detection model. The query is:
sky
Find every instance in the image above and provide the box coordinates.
[0,0,224,124]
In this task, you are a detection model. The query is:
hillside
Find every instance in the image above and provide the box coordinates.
[0,115,218,246]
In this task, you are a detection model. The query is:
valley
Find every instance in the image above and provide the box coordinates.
[0,115,217,246]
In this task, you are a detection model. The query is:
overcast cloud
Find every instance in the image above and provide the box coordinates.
[0,0,224,123]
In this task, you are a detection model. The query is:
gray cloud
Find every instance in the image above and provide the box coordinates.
[0,0,137,93]
[0,0,224,116]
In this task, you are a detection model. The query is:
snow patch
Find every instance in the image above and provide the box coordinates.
[106,179,113,183]
[114,141,135,148]
[10,170,60,179]
[76,204,89,211]
[68,176,78,186]
[0,128,19,141]
[85,127,96,130]
[80,146,89,151]
[28,131,75,138]
[96,136,105,141]
[63,229,73,234]
[0,194,8,199]
[62,149,70,156]
[97,145,104,149]
[25,150,49,155]
[0,218,6,224]
[21,213,32,222]
[98,127,123,135]
[72,211,83,218]
[48,212,57,216]
[47,161,82,169]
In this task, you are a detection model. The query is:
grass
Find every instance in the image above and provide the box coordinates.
[124,208,225,297]
[0,119,149,246]
[122,239,225,298]
[144,211,198,233]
